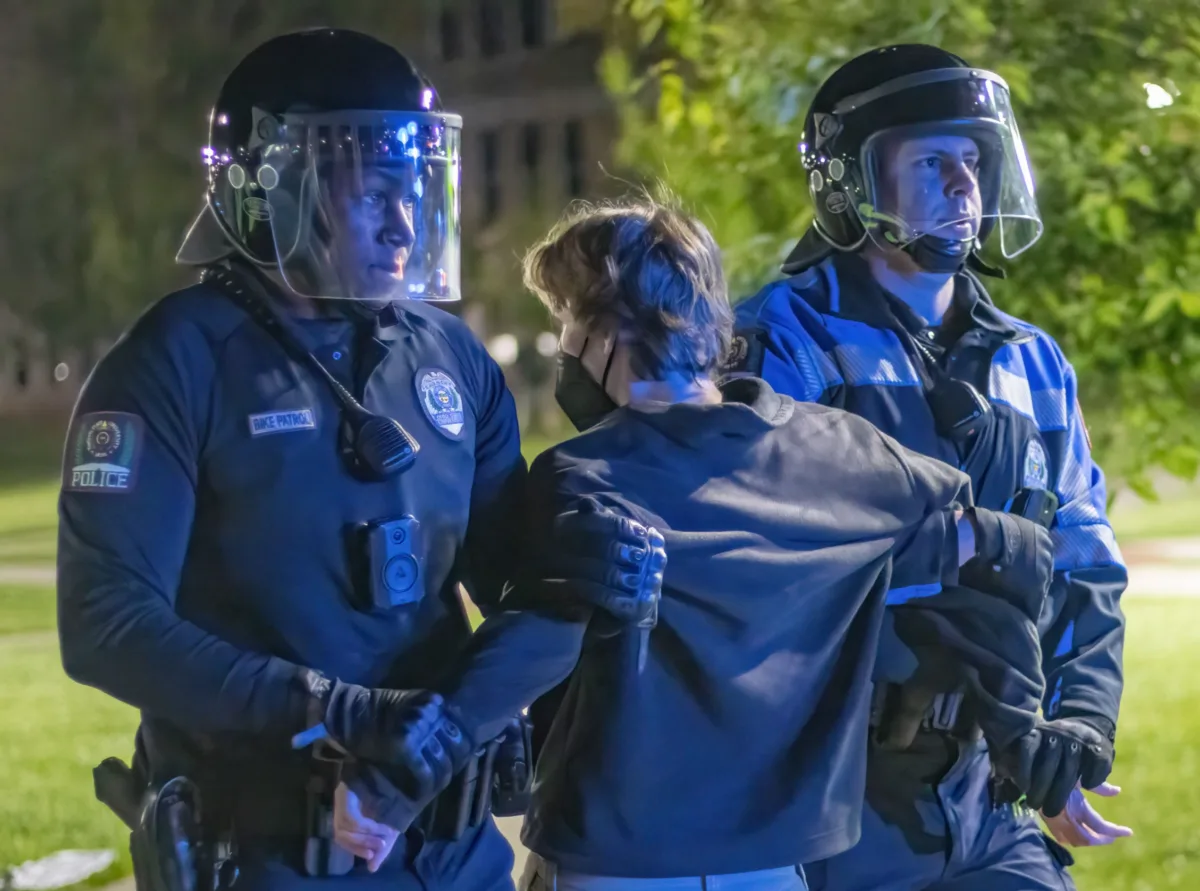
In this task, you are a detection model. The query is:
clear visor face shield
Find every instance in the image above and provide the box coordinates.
[837,70,1043,259]
[253,108,463,303]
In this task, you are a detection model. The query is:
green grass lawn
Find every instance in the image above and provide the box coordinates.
[0,585,59,635]
[1109,481,1200,543]
[0,481,59,566]
[0,588,1196,889]
[0,624,138,884]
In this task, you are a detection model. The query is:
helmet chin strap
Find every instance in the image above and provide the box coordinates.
[336,298,388,324]
[902,234,974,275]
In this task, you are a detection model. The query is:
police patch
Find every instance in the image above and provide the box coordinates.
[63,412,144,494]
[415,367,465,439]
[728,336,749,366]
[1023,438,1049,489]
[248,409,316,437]
[720,329,765,375]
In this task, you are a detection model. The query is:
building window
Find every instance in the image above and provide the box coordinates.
[439,6,463,61]
[520,0,547,48]
[564,119,585,198]
[478,0,504,58]
[481,129,501,223]
[522,123,541,205]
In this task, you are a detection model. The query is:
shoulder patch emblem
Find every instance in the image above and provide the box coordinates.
[63,412,145,493]
[1023,437,1050,489]
[721,329,766,375]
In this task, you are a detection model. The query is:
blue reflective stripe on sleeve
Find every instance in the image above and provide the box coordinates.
[1012,331,1065,394]
[1053,619,1075,658]
[822,316,922,388]
[1056,444,1095,518]
[1053,525,1124,571]
[989,362,1036,420]
[1030,388,1069,432]
[740,280,847,402]
[1047,676,1063,715]
[990,340,1070,433]
[795,335,844,400]
[886,583,943,605]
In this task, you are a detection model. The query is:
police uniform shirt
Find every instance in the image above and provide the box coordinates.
[56,279,524,818]
[730,251,1126,725]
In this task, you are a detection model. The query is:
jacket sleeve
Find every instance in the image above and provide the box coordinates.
[1041,362,1126,726]
[875,432,1044,749]
[743,291,972,606]
[440,449,587,745]
[57,312,311,739]
[458,342,529,617]
[872,431,972,602]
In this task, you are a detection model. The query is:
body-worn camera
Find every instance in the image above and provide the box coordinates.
[1010,487,1059,529]
[351,516,425,610]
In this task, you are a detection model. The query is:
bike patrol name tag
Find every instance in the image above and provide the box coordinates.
[1023,438,1049,489]
[64,412,145,494]
[247,409,316,437]
[415,367,465,439]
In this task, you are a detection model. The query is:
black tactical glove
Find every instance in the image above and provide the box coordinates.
[996,714,1116,818]
[299,676,475,790]
[960,507,1054,620]
[536,497,667,631]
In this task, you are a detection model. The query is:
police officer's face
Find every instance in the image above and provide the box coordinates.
[328,165,419,304]
[880,134,983,240]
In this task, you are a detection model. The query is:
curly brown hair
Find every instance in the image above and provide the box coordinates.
[522,189,732,379]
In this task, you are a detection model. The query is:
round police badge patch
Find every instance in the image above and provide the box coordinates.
[415,367,466,439]
[86,419,122,459]
[1023,438,1049,489]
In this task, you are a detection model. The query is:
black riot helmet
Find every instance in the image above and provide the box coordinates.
[177,28,464,305]
[783,44,1042,275]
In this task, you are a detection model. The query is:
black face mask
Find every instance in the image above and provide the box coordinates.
[555,338,618,432]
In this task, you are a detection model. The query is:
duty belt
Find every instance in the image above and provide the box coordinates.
[302,738,502,876]
[94,747,501,885]
[869,684,980,739]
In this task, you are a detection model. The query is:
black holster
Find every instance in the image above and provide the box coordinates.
[303,747,355,878]
[490,714,534,818]
[415,713,535,838]
[95,758,238,891]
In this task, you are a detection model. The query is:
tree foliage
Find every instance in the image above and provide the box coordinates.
[604,0,1200,494]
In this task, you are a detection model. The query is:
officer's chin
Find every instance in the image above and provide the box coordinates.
[352,270,406,313]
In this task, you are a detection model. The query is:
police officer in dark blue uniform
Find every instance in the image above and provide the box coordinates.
[728,45,1129,891]
[59,28,643,891]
